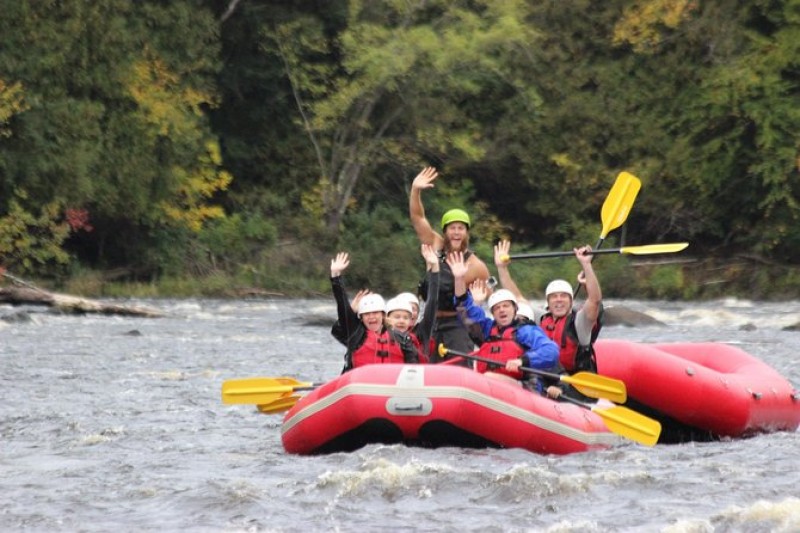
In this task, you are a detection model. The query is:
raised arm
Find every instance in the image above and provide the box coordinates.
[575,245,602,326]
[573,245,602,346]
[445,251,494,343]
[330,252,359,329]
[330,252,350,278]
[417,244,440,351]
[409,167,444,249]
[422,243,439,274]
[494,240,529,304]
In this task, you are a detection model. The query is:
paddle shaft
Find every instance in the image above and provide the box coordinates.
[439,346,626,403]
[512,248,627,259]
[507,243,688,260]
[440,346,560,378]
[442,348,564,380]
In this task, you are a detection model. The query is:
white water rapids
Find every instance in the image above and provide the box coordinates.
[2,298,799,532]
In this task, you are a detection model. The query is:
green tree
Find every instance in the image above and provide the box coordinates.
[0,80,28,137]
[0,196,71,275]
[266,0,545,232]
[0,0,229,274]
[611,0,800,260]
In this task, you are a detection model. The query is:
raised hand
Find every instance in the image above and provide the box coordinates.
[574,245,592,284]
[469,278,489,305]
[575,245,593,267]
[350,288,372,313]
[330,252,350,278]
[411,166,438,191]
[446,251,468,280]
[421,243,439,271]
[494,239,511,267]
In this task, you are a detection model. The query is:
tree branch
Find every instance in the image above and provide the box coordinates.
[275,39,329,179]
[220,0,243,23]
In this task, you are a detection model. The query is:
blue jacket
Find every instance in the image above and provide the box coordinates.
[456,292,559,370]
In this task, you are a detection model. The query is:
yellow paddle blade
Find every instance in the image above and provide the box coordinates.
[562,372,627,404]
[222,386,291,405]
[257,394,302,414]
[619,243,689,255]
[600,171,641,238]
[221,377,315,405]
[592,405,662,447]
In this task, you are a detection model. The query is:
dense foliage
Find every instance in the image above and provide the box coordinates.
[1,0,798,298]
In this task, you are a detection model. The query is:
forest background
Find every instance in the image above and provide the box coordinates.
[1,0,799,301]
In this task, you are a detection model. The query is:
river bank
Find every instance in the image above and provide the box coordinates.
[50,255,800,301]
[2,253,799,303]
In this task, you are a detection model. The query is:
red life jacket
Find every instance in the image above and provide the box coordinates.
[540,310,599,373]
[351,329,407,368]
[476,324,525,380]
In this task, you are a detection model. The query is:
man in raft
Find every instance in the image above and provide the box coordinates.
[494,240,604,398]
[409,166,491,360]
[446,251,559,388]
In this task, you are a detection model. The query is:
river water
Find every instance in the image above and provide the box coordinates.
[2,297,799,532]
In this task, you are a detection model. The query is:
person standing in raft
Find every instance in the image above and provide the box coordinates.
[494,240,604,399]
[409,166,491,360]
[446,251,559,387]
[330,252,419,373]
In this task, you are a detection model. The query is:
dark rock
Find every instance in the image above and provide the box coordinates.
[1,311,35,323]
[603,306,666,327]
[302,315,335,327]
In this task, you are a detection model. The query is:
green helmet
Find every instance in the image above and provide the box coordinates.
[441,208,471,230]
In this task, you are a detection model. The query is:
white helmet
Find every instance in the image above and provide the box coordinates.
[358,294,386,316]
[395,292,420,310]
[545,279,573,299]
[384,296,413,316]
[488,289,517,310]
[516,302,535,321]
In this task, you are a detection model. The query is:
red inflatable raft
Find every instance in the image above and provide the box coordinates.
[281,363,619,455]
[595,340,800,443]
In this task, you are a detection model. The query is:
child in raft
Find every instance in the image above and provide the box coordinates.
[330,250,430,372]
[330,244,440,363]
